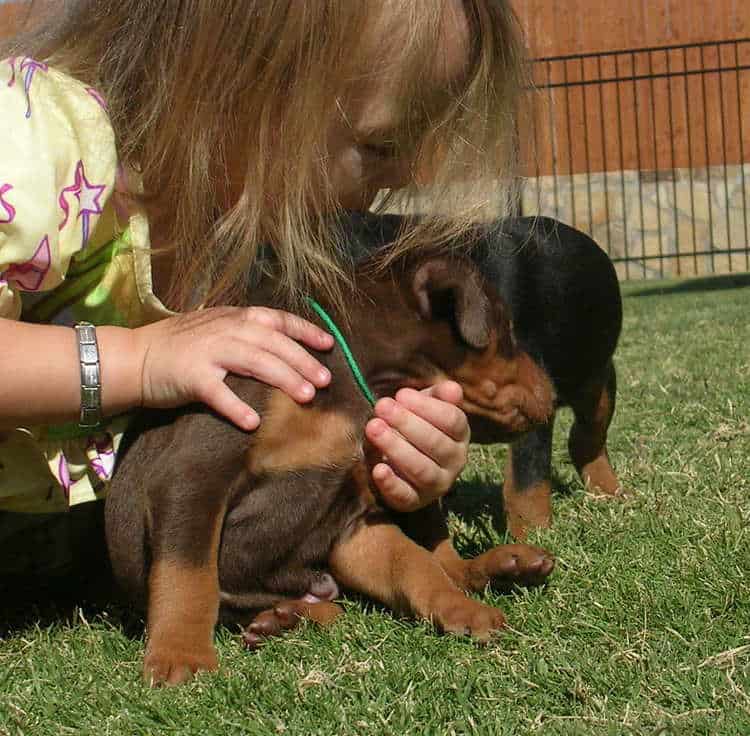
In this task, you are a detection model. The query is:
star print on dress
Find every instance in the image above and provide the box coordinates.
[11,58,49,118]
[59,160,107,247]
[0,235,51,291]
[87,434,116,481]
[0,184,15,224]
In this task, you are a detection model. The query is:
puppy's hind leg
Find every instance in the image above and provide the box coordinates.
[568,361,621,496]
[242,597,344,650]
[220,574,345,650]
[142,472,241,687]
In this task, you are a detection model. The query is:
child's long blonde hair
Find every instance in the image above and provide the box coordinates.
[6,0,528,311]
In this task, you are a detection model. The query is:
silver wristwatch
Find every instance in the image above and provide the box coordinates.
[75,322,102,428]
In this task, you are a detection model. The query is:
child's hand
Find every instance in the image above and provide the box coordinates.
[365,382,470,512]
[133,307,333,430]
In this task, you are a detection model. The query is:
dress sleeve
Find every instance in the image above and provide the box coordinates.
[0,58,118,320]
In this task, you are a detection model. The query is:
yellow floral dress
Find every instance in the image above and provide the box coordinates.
[0,57,171,521]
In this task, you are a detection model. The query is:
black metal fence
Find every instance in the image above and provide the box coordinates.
[521,39,750,280]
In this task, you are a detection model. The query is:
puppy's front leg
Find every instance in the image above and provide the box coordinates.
[503,423,554,539]
[329,516,505,641]
[143,481,233,687]
[395,503,554,592]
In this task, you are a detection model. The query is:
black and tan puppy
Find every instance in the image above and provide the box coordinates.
[106,248,556,686]
[344,213,623,538]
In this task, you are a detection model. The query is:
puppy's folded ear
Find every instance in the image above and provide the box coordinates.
[412,258,492,350]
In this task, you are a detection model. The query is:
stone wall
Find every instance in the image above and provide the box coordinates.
[520,164,750,279]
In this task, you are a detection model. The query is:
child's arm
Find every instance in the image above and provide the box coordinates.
[0,319,140,429]
[0,308,333,431]
[0,66,334,433]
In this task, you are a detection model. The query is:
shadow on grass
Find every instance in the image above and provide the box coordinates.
[0,502,143,637]
[445,470,575,557]
[0,563,143,639]
[449,470,576,523]
[447,478,504,523]
[626,272,750,297]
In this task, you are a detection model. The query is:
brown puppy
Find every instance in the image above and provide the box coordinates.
[106,252,556,686]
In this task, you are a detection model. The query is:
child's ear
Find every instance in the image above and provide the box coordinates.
[411,257,492,349]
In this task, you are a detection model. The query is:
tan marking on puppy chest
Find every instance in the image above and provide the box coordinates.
[247,392,362,476]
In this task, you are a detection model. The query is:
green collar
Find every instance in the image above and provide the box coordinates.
[305,297,376,407]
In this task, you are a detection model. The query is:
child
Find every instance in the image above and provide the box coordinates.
[0,0,526,576]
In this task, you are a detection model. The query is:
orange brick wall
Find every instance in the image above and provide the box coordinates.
[512,0,749,58]
[513,1,750,176]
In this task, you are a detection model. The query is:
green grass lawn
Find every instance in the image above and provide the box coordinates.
[2,275,749,736]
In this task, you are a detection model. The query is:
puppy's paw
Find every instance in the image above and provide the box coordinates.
[430,593,506,643]
[143,643,218,687]
[469,543,555,591]
[579,455,622,498]
[242,599,343,651]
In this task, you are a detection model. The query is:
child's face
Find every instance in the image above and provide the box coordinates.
[224,1,471,216]
[328,0,471,211]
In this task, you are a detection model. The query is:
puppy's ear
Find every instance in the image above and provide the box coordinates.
[412,257,492,349]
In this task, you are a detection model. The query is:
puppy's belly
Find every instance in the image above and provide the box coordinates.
[217,465,370,615]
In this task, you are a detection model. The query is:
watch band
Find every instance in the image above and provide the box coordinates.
[75,322,102,428]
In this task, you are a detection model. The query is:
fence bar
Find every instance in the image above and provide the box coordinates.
[736,42,750,271]
[523,38,750,279]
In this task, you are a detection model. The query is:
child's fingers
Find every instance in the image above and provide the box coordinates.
[365,417,451,498]
[420,380,463,407]
[251,329,331,388]
[370,462,424,513]
[224,345,316,404]
[197,379,260,431]
[373,397,459,467]
[393,385,470,443]
[244,307,333,351]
